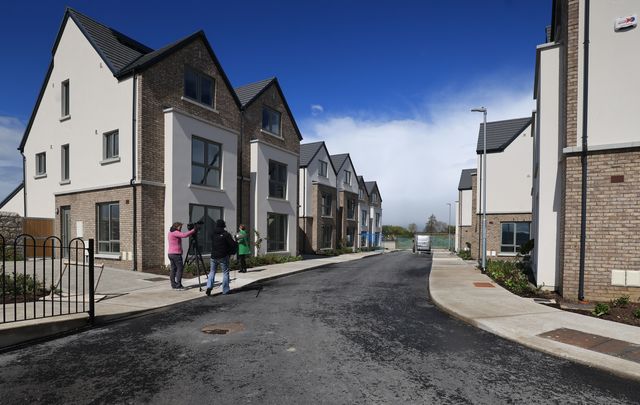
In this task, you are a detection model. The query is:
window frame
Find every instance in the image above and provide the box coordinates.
[361,209,368,226]
[183,66,215,108]
[321,192,333,217]
[375,213,381,227]
[262,106,281,136]
[61,144,69,181]
[319,160,328,177]
[500,222,531,253]
[61,79,70,117]
[191,136,222,189]
[97,202,120,254]
[189,204,224,255]
[268,160,287,199]
[346,198,356,220]
[267,212,287,252]
[321,224,333,249]
[35,152,46,176]
[103,130,119,160]
[344,170,352,186]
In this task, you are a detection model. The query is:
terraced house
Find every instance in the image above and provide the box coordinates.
[365,180,383,247]
[330,153,359,250]
[357,176,370,249]
[455,168,475,253]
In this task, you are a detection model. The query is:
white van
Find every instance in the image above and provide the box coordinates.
[413,234,431,254]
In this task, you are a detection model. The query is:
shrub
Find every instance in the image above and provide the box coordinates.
[485,260,531,295]
[457,250,472,260]
[634,308,640,319]
[1,273,45,296]
[611,295,630,308]
[592,303,610,317]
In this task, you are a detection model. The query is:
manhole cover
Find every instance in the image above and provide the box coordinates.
[201,322,244,335]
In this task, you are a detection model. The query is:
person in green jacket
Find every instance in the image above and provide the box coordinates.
[236,224,250,273]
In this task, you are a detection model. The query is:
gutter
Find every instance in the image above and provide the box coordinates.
[130,72,138,271]
[578,0,590,301]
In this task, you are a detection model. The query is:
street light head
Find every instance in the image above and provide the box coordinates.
[471,107,487,113]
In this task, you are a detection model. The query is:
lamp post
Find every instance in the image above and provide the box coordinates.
[471,107,487,273]
[446,202,452,252]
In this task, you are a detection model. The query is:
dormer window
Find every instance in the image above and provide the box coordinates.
[319,160,328,177]
[184,67,214,107]
[262,107,281,136]
[61,80,70,118]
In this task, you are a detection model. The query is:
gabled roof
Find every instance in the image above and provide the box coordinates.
[300,141,337,174]
[458,168,476,190]
[329,153,349,173]
[234,77,303,140]
[0,182,23,210]
[476,117,532,154]
[357,176,369,197]
[365,181,382,202]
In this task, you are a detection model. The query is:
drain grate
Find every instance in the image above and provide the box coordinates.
[201,322,244,335]
[473,282,495,288]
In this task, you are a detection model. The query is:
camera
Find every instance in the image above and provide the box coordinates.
[187,220,204,230]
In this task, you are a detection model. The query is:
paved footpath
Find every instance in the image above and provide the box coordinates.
[429,250,640,382]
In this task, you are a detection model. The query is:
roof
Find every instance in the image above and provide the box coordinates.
[235,78,275,107]
[0,182,24,210]
[299,142,324,167]
[357,176,369,197]
[365,181,382,201]
[475,117,532,154]
[458,168,476,190]
[329,153,349,172]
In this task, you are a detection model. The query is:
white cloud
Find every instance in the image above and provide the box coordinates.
[301,84,534,228]
[310,104,324,115]
[0,116,24,201]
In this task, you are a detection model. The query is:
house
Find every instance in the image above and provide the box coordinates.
[0,183,24,216]
[470,117,533,261]
[18,8,243,270]
[235,78,301,256]
[357,176,370,249]
[532,0,640,300]
[365,180,383,247]
[330,153,359,250]
[298,141,337,253]
[455,169,475,253]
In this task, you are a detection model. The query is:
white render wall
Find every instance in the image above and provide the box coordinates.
[454,199,460,251]
[336,158,359,195]
[1,188,24,216]
[163,109,238,263]
[24,18,134,218]
[532,44,562,290]
[476,124,533,214]
[460,189,472,226]
[298,146,336,218]
[250,140,298,256]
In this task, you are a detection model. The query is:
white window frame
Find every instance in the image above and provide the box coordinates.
[103,130,119,161]
[35,152,46,177]
[344,170,352,186]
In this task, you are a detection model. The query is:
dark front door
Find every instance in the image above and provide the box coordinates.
[61,206,71,258]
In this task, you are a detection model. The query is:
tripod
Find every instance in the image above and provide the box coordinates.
[184,234,207,291]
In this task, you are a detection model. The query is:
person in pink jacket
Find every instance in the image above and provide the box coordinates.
[167,222,196,289]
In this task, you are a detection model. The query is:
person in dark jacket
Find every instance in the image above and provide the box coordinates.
[206,219,237,296]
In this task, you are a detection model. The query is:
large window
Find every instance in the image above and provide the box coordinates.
[189,204,223,255]
[347,198,356,220]
[321,192,332,217]
[36,152,46,176]
[501,222,531,253]
[97,202,120,254]
[319,160,328,177]
[61,80,70,117]
[262,106,281,136]
[361,209,367,226]
[375,213,381,227]
[192,137,221,188]
[61,144,69,181]
[269,160,287,198]
[346,227,355,247]
[321,224,332,249]
[267,213,287,252]
[344,170,352,186]
[184,67,215,107]
[104,130,119,160]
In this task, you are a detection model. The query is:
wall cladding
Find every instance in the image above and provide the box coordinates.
[0,212,24,257]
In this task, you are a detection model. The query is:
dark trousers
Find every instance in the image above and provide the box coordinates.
[239,254,247,272]
[168,254,184,288]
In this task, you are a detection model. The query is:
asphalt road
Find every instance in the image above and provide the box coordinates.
[0,252,639,404]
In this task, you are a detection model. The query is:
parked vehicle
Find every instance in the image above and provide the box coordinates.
[413,234,431,254]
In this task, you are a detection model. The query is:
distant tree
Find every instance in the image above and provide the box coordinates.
[382,225,412,239]
[424,214,438,233]
[407,223,417,234]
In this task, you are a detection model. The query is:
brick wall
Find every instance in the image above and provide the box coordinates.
[470,173,479,259]
[484,213,532,261]
[459,226,474,253]
[565,0,579,147]
[309,183,336,252]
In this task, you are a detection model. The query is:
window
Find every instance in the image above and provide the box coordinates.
[321,192,332,217]
[359,188,364,200]
[97,202,120,254]
[262,106,281,136]
[269,160,287,198]
[361,210,367,226]
[189,204,223,255]
[104,130,119,160]
[371,192,378,203]
[319,160,328,177]
[191,137,221,188]
[347,198,356,220]
[360,232,367,247]
[36,152,46,176]
[346,227,355,247]
[184,67,215,107]
[501,222,531,253]
[267,213,287,252]
[61,144,69,181]
[321,224,332,249]
[375,213,381,227]
[344,170,352,185]
[61,80,70,117]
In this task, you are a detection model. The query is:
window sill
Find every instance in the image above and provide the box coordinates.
[266,250,290,255]
[95,253,121,260]
[267,196,288,201]
[100,157,121,165]
[34,174,47,180]
[59,180,70,185]
[498,252,518,257]
[260,129,283,139]
[189,183,224,192]
[321,215,333,219]
[181,96,218,113]
[59,115,71,122]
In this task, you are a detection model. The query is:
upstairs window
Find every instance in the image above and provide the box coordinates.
[192,136,221,188]
[319,160,328,177]
[61,80,70,117]
[262,107,281,136]
[361,210,368,225]
[321,192,333,217]
[61,144,69,181]
[184,67,215,107]
[268,160,287,198]
[344,170,352,186]
[36,152,46,176]
[104,130,119,160]
[371,192,378,203]
[375,213,381,227]
[359,188,364,200]
[347,199,356,220]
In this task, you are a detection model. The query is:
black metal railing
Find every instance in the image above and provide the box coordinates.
[1,234,95,324]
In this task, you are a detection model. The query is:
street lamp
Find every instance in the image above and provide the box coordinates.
[471,107,487,273]
[446,202,452,252]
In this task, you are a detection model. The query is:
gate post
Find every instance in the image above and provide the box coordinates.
[88,239,95,324]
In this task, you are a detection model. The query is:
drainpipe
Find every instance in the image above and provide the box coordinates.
[21,153,26,217]
[578,0,590,301]
[130,72,138,271]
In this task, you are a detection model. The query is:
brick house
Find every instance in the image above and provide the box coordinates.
[298,141,337,253]
[470,118,533,262]
[329,154,359,250]
[234,78,301,256]
[364,180,383,247]
[357,176,370,249]
[455,168,475,253]
[532,0,640,300]
[18,8,244,271]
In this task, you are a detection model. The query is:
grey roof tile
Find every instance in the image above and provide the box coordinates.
[330,154,349,172]
[300,142,324,167]
[475,117,532,154]
[458,168,476,190]
[235,78,275,107]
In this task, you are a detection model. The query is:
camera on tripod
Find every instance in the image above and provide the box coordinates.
[187,220,204,231]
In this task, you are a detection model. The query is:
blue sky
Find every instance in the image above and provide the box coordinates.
[0,1,550,226]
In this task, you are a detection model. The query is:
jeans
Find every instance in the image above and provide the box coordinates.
[208,256,230,294]
[168,254,184,288]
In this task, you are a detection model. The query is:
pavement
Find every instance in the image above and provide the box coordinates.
[429,249,640,382]
[2,248,640,383]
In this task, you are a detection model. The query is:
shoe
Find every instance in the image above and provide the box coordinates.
[205,288,211,296]
[177,285,185,289]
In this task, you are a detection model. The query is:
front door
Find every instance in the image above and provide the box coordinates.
[61,206,71,258]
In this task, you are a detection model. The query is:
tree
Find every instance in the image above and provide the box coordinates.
[424,214,438,233]
[407,223,417,234]
[382,225,412,239]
